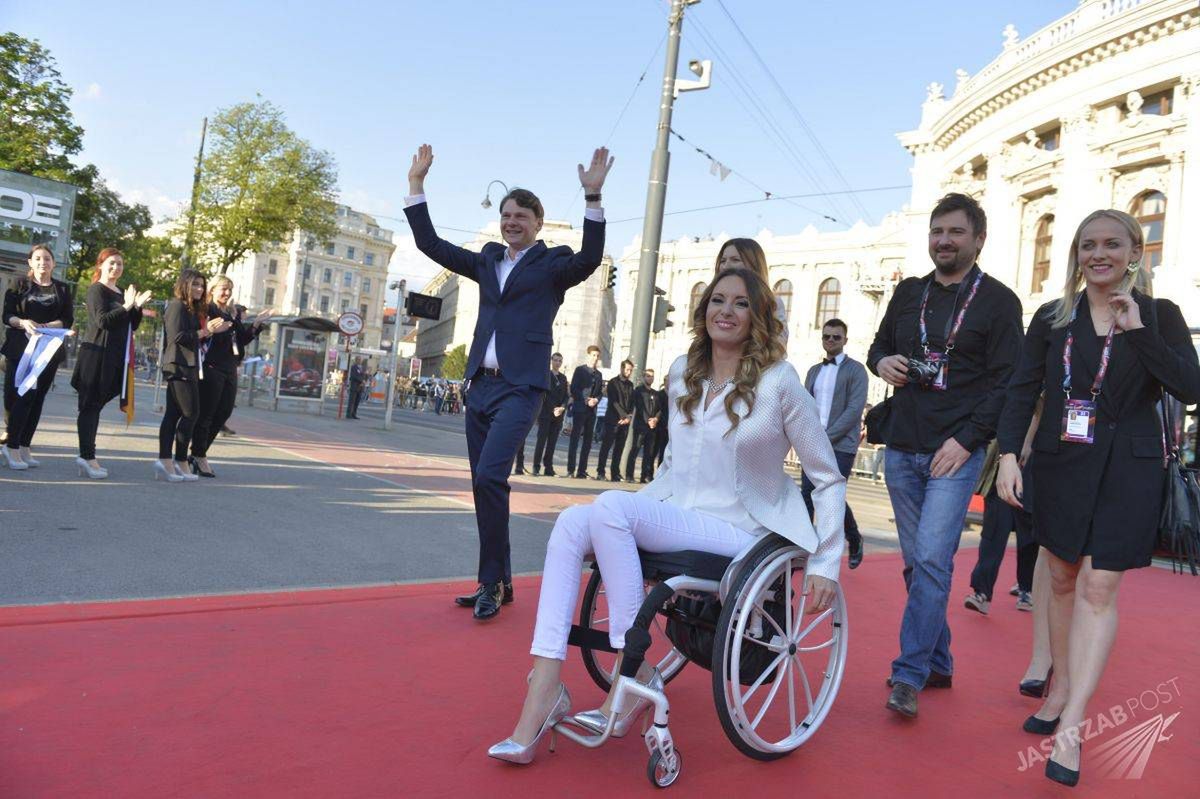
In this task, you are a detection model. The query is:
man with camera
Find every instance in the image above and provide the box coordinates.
[867,193,1022,719]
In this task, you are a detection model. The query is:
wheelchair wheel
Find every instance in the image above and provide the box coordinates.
[711,536,848,760]
[647,747,682,788]
[579,568,688,693]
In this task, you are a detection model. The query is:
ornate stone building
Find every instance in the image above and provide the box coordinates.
[615,0,1198,401]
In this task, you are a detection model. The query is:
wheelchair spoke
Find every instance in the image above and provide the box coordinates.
[752,599,788,641]
[786,652,797,730]
[792,606,834,644]
[749,654,789,730]
[793,651,816,715]
[741,630,787,652]
[783,565,793,645]
[738,649,787,707]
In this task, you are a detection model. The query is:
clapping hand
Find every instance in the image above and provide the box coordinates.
[578,147,614,192]
[254,307,274,326]
[123,285,139,308]
[134,289,152,308]
[207,317,232,334]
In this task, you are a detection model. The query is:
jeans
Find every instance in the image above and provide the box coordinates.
[531,491,755,660]
[885,445,985,689]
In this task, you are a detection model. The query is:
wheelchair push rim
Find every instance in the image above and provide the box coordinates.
[579,569,688,693]
[713,543,848,760]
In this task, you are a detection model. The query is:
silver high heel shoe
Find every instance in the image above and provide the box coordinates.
[174,461,199,482]
[487,683,571,765]
[76,457,108,479]
[573,669,664,738]
[153,460,184,483]
[18,448,39,467]
[3,447,28,471]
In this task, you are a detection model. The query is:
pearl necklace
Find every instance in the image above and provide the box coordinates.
[707,375,736,394]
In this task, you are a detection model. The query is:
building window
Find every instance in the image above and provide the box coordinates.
[1131,190,1166,269]
[340,299,349,312]
[343,272,353,288]
[362,278,371,294]
[319,295,331,313]
[302,263,311,279]
[688,282,707,322]
[347,246,356,260]
[322,267,332,284]
[268,258,278,275]
[1039,128,1060,152]
[365,253,375,266]
[264,287,275,306]
[773,279,793,324]
[1143,90,1172,116]
[300,291,309,310]
[325,242,335,255]
[359,303,369,320]
[815,278,841,328]
[1031,215,1054,294]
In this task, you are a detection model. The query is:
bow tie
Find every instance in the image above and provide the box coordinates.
[821,357,838,366]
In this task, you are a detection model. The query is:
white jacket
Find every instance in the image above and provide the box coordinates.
[640,355,846,581]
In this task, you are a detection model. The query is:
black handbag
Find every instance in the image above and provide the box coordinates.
[864,389,891,446]
[1158,393,1200,575]
[664,586,788,685]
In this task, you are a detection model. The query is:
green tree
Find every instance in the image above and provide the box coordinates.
[186,99,338,274]
[442,344,468,380]
[0,33,84,179]
[68,164,154,283]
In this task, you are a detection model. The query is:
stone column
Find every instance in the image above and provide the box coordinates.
[982,145,1018,285]
[1046,107,1101,290]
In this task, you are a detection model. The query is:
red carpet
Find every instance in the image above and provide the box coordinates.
[1,551,1196,798]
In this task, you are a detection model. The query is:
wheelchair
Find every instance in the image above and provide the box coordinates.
[554,534,849,788]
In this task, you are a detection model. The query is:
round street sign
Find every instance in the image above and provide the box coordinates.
[337,312,364,336]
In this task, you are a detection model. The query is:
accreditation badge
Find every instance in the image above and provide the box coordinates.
[1060,398,1097,444]
[928,351,948,391]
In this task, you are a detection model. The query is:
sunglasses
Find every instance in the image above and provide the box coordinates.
[822,333,844,341]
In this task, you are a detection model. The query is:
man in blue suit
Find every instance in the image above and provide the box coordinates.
[404,143,613,621]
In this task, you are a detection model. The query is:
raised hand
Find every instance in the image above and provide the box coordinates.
[1108,291,1143,331]
[409,144,434,193]
[134,289,152,308]
[254,308,274,325]
[123,285,138,308]
[578,147,614,192]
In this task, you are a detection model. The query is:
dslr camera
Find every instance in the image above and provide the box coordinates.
[906,357,941,386]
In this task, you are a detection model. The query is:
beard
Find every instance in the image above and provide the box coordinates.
[932,248,974,275]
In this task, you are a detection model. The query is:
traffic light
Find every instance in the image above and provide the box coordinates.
[602,263,617,291]
[651,286,675,333]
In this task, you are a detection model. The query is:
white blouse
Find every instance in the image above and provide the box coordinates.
[669,383,768,536]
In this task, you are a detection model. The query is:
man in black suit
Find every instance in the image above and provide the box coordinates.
[405,143,613,621]
[567,345,604,478]
[624,367,661,483]
[654,378,669,468]
[596,359,635,481]
[531,353,569,476]
[347,358,365,419]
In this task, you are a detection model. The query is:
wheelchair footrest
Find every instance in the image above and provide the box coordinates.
[568,624,618,653]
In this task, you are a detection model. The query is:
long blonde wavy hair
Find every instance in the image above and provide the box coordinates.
[1049,209,1152,329]
[677,267,786,432]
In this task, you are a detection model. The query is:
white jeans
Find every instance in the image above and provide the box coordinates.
[530,490,757,660]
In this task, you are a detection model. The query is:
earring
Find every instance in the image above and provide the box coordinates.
[1127,261,1140,274]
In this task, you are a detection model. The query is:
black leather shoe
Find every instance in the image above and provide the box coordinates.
[610,475,622,483]
[639,476,650,483]
[625,477,637,484]
[544,468,557,477]
[1023,714,1061,736]
[887,670,951,689]
[575,472,590,480]
[596,472,606,481]
[473,582,504,621]
[455,581,513,608]
[1045,742,1081,787]
[848,536,864,569]
[1020,666,1053,698]
[531,468,541,476]
[513,466,526,475]
[886,682,918,718]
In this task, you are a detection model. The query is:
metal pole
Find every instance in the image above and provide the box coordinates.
[383,279,406,431]
[628,0,691,371]
[181,117,207,270]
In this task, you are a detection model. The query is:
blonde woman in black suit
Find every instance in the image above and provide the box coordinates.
[997,209,1200,786]
[156,269,230,482]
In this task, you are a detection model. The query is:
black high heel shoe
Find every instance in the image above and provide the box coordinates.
[1045,741,1081,787]
[1019,666,1052,698]
[1022,713,1060,735]
[190,457,216,478]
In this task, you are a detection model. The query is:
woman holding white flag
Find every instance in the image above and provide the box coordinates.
[2,244,75,470]
[70,248,150,479]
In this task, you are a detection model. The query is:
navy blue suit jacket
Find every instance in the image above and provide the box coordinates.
[404,201,605,389]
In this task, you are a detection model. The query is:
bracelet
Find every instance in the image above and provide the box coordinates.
[584,193,601,202]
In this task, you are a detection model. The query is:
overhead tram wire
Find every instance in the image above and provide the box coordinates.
[685,13,856,226]
[604,183,910,225]
[714,0,875,224]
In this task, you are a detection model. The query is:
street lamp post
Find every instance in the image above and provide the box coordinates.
[383,279,407,431]
[480,180,510,210]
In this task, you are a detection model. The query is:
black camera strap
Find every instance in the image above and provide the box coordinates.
[918,267,984,357]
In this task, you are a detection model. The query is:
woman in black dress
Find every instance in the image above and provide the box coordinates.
[996,209,1200,786]
[2,245,75,470]
[189,275,268,477]
[157,269,229,482]
[70,248,151,479]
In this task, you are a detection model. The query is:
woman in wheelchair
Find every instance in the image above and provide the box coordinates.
[489,266,848,764]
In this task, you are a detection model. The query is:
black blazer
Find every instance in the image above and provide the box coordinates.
[570,365,603,412]
[71,283,143,406]
[604,376,634,422]
[162,299,204,380]
[539,371,569,422]
[997,293,1200,556]
[632,383,662,431]
[2,278,74,361]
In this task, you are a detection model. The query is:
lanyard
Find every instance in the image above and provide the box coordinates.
[1062,296,1117,399]
[918,268,984,355]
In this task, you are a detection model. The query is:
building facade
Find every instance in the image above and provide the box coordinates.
[226,204,396,348]
[413,218,617,377]
[616,0,1198,401]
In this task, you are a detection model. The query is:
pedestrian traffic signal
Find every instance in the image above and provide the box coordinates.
[651,287,674,333]
[603,263,617,291]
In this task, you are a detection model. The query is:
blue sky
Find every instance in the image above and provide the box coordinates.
[6,0,1075,286]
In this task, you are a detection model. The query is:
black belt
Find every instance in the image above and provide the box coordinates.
[474,367,503,378]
